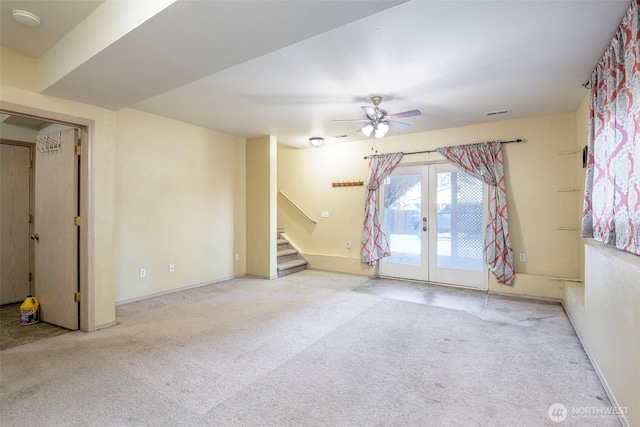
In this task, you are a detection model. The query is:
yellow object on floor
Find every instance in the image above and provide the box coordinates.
[19,296,39,325]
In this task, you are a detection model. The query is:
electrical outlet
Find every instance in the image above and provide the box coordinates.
[169,264,175,273]
[346,241,352,249]
[235,254,240,261]
[139,268,146,278]
[519,253,526,262]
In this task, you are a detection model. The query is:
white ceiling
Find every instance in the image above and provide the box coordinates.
[0,0,631,148]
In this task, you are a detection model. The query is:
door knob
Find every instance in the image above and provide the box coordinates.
[30,234,39,241]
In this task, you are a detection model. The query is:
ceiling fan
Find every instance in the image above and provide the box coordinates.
[334,95,421,138]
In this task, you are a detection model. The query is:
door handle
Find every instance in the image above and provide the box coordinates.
[30,234,39,241]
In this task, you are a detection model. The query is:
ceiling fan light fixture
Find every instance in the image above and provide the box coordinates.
[375,122,389,138]
[309,137,324,147]
[361,124,374,137]
[12,10,41,27]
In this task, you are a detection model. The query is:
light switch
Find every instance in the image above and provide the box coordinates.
[321,211,329,218]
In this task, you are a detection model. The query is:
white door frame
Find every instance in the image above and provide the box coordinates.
[1,101,95,332]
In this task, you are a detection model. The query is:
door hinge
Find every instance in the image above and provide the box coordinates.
[74,292,81,302]
[74,216,81,226]
[29,214,33,224]
[29,160,33,168]
[29,272,32,282]
[75,145,81,155]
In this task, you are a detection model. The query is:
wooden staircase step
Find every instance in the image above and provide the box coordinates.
[277,248,298,257]
[277,259,308,277]
[277,259,308,270]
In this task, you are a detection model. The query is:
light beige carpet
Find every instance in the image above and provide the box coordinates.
[0,271,619,426]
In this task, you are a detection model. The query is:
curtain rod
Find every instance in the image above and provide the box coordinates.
[363,138,523,160]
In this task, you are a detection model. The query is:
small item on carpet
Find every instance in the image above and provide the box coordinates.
[19,296,39,326]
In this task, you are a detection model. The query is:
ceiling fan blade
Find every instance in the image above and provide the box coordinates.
[362,106,377,120]
[333,119,371,123]
[384,120,410,129]
[387,109,421,119]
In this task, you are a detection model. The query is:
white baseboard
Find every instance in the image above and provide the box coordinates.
[115,276,236,306]
[488,290,562,304]
[94,320,117,330]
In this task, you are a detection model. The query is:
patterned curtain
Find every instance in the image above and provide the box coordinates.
[581,0,640,256]
[361,152,404,265]
[437,141,515,285]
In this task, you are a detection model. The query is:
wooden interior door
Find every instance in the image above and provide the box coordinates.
[34,128,79,330]
[0,143,32,304]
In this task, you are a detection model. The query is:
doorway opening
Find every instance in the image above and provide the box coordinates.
[0,102,94,332]
[379,163,489,290]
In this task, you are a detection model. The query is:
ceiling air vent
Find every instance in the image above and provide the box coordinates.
[485,109,511,116]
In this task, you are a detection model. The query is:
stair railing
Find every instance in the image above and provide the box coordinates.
[279,191,318,224]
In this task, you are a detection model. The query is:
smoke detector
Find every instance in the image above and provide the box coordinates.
[12,10,41,27]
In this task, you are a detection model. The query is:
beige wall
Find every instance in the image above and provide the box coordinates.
[246,136,277,278]
[279,112,579,299]
[0,47,39,92]
[114,108,246,302]
[580,244,639,426]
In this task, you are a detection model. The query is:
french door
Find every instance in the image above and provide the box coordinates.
[379,163,488,290]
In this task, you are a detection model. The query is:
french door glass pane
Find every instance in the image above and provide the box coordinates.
[436,171,484,271]
[383,174,422,265]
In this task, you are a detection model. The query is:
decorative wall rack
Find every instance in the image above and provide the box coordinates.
[332,181,364,188]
